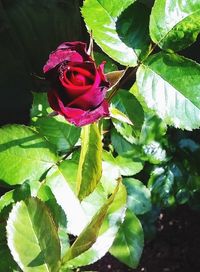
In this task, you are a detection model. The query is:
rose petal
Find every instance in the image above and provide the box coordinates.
[68,62,109,110]
[63,101,110,126]
[43,50,83,73]
[43,42,92,73]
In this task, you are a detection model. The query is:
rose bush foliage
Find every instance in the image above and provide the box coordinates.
[43,42,110,126]
[0,1,200,272]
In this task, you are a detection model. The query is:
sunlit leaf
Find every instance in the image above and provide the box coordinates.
[0,125,57,185]
[77,124,102,200]
[82,0,150,66]
[137,52,200,130]
[7,198,61,272]
[150,0,200,51]
[110,209,144,268]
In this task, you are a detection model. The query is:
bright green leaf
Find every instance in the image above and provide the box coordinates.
[137,52,200,130]
[82,0,150,66]
[31,92,80,153]
[62,182,127,268]
[103,150,143,177]
[45,166,87,236]
[33,116,80,153]
[77,124,102,200]
[6,198,61,272]
[0,125,58,185]
[123,178,151,215]
[109,209,144,268]
[150,0,200,51]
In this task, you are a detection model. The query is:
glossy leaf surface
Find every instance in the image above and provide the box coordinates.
[150,0,200,51]
[45,165,87,236]
[123,178,152,215]
[82,0,150,66]
[31,93,80,153]
[110,209,144,268]
[0,125,57,185]
[137,52,200,130]
[77,124,102,200]
[63,183,127,268]
[6,198,61,272]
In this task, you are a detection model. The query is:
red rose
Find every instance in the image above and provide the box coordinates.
[43,42,109,126]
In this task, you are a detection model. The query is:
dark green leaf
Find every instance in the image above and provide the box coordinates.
[150,0,200,51]
[137,52,200,130]
[123,178,151,215]
[111,128,134,155]
[111,90,144,143]
[7,198,61,272]
[94,51,118,73]
[148,166,175,207]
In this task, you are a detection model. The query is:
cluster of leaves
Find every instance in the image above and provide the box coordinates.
[0,0,200,271]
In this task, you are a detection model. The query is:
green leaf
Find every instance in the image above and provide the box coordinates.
[111,128,134,155]
[62,181,122,263]
[37,183,70,257]
[103,151,143,177]
[81,184,107,220]
[82,0,150,66]
[31,93,51,120]
[123,178,152,215]
[0,180,42,213]
[77,124,102,200]
[94,51,118,73]
[109,209,144,268]
[34,116,81,153]
[148,166,175,207]
[111,90,144,143]
[136,52,200,130]
[150,0,200,51]
[62,182,127,268]
[139,113,167,144]
[0,208,22,272]
[0,125,58,185]
[45,165,88,236]
[31,92,81,153]
[6,198,61,272]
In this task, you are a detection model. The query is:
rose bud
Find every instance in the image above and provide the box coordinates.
[43,42,110,127]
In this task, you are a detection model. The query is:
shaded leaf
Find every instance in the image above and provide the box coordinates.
[111,89,144,143]
[123,178,152,215]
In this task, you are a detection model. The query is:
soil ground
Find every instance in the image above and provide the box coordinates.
[83,206,200,272]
